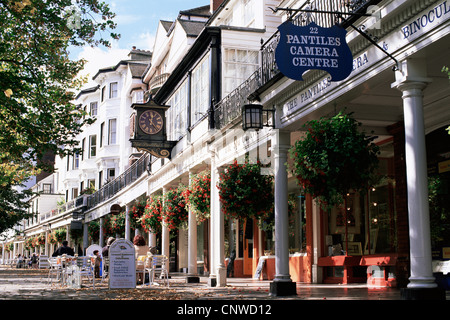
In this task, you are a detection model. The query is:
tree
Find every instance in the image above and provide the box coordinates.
[0,0,119,233]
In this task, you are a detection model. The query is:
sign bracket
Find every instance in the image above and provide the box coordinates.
[271,7,399,71]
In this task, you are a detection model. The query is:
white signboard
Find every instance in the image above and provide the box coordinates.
[109,239,136,289]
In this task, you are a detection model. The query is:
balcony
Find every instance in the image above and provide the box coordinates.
[87,153,151,208]
[148,73,171,95]
[214,0,381,129]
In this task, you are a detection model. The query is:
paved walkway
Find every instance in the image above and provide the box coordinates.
[0,264,407,300]
[1,265,448,318]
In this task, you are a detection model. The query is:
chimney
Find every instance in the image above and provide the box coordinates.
[210,0,225,13]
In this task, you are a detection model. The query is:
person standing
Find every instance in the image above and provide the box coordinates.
[52,240,75,257]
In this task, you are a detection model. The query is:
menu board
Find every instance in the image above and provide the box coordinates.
[109,239,136,289]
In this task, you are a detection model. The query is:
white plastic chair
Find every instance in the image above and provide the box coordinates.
[47,257,63,286]
[101,256,109,282]
[136,255,146,284]
[143,255,169,287]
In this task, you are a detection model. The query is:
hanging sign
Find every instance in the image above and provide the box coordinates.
[275,21,353,81]
[109,239,136,289]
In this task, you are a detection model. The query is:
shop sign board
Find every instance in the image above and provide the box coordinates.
[109,239,136,289]
[275,21,353,82]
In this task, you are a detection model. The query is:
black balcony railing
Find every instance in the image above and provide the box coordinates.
[214,0,380,129]
[86,153,151,209]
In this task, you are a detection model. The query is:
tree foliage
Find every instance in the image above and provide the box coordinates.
[0,0,119,233]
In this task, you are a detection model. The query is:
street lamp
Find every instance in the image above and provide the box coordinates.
[242,104,275,131]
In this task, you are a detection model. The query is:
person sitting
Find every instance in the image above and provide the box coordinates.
[52,240,75,257]
[133,234,149,284]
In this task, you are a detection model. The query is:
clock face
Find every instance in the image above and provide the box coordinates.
[138,110,163,135]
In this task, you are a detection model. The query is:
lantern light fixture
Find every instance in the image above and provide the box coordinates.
[242,104,275,131]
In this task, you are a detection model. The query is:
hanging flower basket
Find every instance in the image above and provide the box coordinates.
[129,199,147,230]
[163,185,188,230]
[140,195,163,234]
[183,170,211,223]
[109,211,126,235]
[288,112,380,208]
[88,221,100,242]
[48,232,57,245]
[54,228,66,244]
[25,238,33,250]
[218,159,274,222]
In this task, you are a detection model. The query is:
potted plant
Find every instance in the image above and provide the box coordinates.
[183,170,211,223]
[218,159,274,223]
[288,112,379,208]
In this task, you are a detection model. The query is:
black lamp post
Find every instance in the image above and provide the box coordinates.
[242,104,275,131]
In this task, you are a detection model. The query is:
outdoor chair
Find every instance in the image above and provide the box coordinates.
[136,255,146,284]
[47,257,63,286]
[143,255,169,287]
[101,256,109,283]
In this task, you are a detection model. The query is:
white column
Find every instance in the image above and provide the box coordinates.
[211,152,226,286]
[187,171,199,282]
[83,222,88,253]
[148,233,156,248]
[162,187,170,271]
[99,217,104,246]
[270,129,296,295]
[125,205,131,241]
[392,59,436,289]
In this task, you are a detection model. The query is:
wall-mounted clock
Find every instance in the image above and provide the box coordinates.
[130,98,176,159]
[138,109,163,135]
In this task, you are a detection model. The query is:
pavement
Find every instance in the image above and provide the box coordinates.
[0,265,448,317]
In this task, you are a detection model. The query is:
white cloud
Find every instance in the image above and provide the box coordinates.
[76,44,130,88]
[133,32,156,51]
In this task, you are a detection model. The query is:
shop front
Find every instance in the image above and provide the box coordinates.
[247,0,450,292]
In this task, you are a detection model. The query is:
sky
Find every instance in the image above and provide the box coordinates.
[73,0,210,87]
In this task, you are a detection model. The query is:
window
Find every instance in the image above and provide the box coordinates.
[42,184,52,194]
[107,168,115,181]
[72,188,78,199]
[87,179,95,189]
[243,0,256,27]
[167,80,188,141]
[108,119,117,144]
[90,101,98,116]
[191,54,210,124]
[100,122,105,148]
[81,138,85,160]
[98,170,103,188]
[89,134,97,158]
[110,82,118,98]
[223,49,259,96]
[101,86,106,102]
[73,152,79,169]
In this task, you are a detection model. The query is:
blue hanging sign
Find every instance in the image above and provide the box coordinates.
[275,22,353,81]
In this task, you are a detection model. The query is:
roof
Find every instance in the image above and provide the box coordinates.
[92,48,151,80]
[178,19,208,37]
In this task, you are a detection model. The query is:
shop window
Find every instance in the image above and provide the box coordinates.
[326,142,397,257]
[288,194,306,253]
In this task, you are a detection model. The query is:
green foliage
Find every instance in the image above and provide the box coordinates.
[163,186,188,230]
[428,175,450,245]
[0,0,119,233]
[141,195,163,234]
[288,112,380,208]
[218,159,274,222]
[183,170,211,223]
